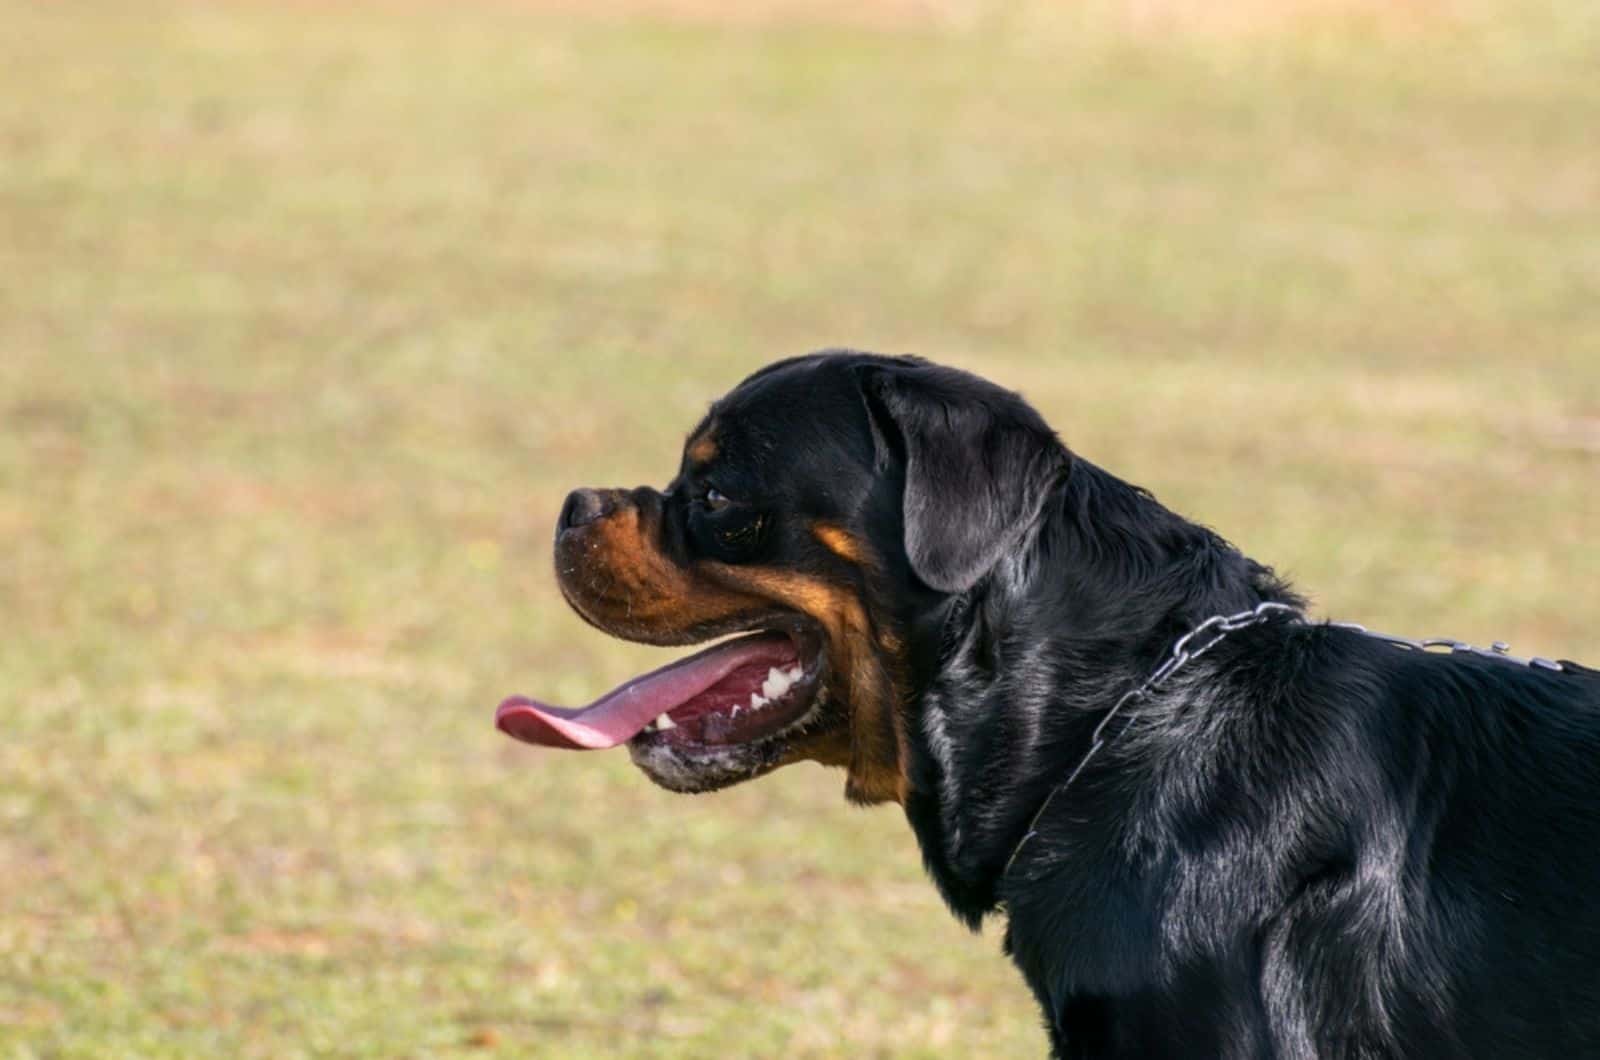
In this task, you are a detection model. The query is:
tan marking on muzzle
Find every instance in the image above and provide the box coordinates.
[703,563,909,804]
[557,499,767,644]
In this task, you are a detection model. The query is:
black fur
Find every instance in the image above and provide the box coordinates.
[652,352,1600,1056]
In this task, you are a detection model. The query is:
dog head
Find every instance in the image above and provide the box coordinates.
[497,351,1067,803]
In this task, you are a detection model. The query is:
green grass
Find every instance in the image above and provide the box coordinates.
[2,0,1596,1055]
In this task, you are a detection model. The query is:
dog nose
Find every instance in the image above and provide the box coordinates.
[558,488,613,533]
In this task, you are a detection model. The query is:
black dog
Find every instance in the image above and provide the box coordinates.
[498,351,1600,1058]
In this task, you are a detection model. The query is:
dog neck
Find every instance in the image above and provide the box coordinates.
[899,456,1305,926]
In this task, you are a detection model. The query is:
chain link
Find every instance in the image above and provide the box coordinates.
[1001,604,1579,879]
[1326,622,1568,671]
[1003,601,1299,876]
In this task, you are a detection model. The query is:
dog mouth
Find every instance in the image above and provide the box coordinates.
[495,623,827,780]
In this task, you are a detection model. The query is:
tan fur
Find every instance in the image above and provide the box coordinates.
[562,500,767,641]
[813,523,868,565]
[565,495,910,802]
[685,426,718,466]
[708,548,909,805]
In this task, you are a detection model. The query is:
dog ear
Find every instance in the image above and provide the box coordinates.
[860,358,1066,593]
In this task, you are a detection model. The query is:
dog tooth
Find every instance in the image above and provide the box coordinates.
[656,712,676,731]
[750,692,768,711]
[767,667,796,697]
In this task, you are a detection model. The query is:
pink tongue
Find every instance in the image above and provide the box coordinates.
[495,633,795,750]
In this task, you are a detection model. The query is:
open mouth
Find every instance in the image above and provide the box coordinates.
[495,625,826,759]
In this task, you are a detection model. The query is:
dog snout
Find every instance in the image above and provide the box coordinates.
[558,488,615,536]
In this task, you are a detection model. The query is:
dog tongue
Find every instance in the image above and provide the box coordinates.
[495,632,794,750]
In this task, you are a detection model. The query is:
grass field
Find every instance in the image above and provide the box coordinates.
[2,0,1596,1055]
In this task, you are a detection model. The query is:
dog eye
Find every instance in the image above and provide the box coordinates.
[703,488,733,511]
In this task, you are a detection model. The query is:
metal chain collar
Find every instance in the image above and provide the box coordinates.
[1324,622,1570,671]
[1002,601,1579,878]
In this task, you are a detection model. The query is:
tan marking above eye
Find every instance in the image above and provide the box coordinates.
[686,424,718,466]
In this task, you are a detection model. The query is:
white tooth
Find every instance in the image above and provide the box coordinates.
[750,692,767,711]
[655,713,676,731]
[784,664,803,681]
[764,667,793,699]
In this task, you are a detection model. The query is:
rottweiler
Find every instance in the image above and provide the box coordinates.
[498,351,1600,1058]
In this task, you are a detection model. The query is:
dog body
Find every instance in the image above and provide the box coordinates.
[968,593,1600,1058]
[501,352,1600,1057]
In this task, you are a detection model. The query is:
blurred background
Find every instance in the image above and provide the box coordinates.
[2,0,1596,1055]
